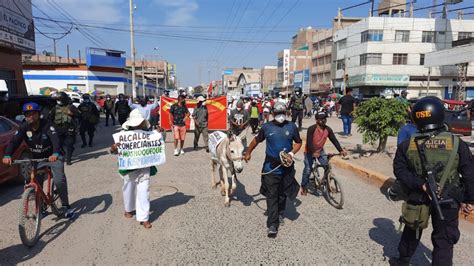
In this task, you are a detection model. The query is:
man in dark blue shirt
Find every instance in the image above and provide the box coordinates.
[244,102,302,238]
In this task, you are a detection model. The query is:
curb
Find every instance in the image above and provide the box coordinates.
[332,157,474,223]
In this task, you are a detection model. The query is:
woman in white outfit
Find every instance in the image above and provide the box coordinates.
[110,109,157,229]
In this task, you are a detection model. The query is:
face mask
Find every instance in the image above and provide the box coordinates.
[106,97,111,100]
[84,99,90,103]
[275,114,286,123]
[57,100,63,105]
[237,107,242,111]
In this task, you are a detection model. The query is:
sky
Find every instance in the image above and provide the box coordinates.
[31,0,474,87]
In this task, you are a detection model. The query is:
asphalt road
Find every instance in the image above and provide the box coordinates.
[0,117,473,264]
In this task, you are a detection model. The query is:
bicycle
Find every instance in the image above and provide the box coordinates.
[13,158,62,247]
[309,153,345,209]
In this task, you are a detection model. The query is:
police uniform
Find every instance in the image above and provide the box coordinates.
[50,103,78,164]
[115,99,131,125]
[290,94,304,131]
[78,100,100,147]
[5,116,70,208]
[393,97,474,266]
[255,120,301,231]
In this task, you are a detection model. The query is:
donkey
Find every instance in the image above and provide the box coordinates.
[210,132,245,207]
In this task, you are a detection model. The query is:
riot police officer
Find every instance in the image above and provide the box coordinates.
[49,92,78,165]
[289,88,304,131]
[115,93,131,125]
[78,93,100,148]
[391,96,474,266]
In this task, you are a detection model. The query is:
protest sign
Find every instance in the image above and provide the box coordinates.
[112,130,166,170]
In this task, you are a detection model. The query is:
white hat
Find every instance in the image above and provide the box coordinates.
[197,96,205,102]
[122,109,150,130]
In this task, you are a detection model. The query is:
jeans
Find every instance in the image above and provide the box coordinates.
[341,115,353,135]
[262,174,287,229]
[301,150,328,189]
[37,160,70,207]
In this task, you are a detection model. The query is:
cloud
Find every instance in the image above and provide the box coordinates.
[154,0,198,26]
[34,0,126,23]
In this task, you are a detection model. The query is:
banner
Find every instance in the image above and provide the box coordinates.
[160,96,227,130]
[112,130,166,170]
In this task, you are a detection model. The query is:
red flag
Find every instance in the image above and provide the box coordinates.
[207,82,213,96]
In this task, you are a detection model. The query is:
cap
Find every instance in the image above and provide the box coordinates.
[273,102,287,113]
[22,102,41,113]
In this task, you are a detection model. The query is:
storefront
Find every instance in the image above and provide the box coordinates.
[347,74,409,99]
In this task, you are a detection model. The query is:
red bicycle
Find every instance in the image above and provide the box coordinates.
[13,158,62,247]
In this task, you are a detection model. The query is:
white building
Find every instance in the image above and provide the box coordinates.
[333,16,474,99]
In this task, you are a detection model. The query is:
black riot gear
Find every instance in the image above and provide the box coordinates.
[411,96,445,132]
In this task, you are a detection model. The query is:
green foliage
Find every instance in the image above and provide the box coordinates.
[354,97,407,152]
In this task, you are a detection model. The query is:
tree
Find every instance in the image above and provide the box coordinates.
[354,97,407,152]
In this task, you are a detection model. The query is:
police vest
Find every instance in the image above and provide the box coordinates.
[406,132,460,189]
[53,106,73,128]
[293,96,304,110]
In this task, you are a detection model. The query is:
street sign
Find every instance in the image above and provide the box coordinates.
[223,69,233,75]
[448,85,453,94]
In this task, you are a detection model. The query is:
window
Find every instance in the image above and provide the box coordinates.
[458,32,472,40]
[360,53,382,65]
[393,53,408,65]
[0,119,13,133]
[395,30,410,42]
[337,38,347,50]
[361,30,383,43]
[336,59,345,70]
[420,54,425,65]
[422,31,436,43]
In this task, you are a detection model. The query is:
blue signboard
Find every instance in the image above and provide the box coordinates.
[223,69,234,75]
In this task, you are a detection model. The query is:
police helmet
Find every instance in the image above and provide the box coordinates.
[273,102,287,114]
[411,96,445,132]
[58,91,70,102]
[82,93,91,100]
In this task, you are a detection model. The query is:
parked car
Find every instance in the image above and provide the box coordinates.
[444,109,472,136]
[0,116,31,185]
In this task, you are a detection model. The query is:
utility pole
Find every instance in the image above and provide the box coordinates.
[142,56,145,98]
[129,0,137,99]
[426,67,431,95]
[53,39,57,62]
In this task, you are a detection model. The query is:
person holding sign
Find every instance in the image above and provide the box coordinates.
[111,109,165,229]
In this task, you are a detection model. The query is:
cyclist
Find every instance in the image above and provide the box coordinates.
[300,111,347,196]
[2,102,74,218]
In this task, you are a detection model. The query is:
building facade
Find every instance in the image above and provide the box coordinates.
[261,66,277,93]
[333,16,474,99]
[311,29,333,94]
[23,48,159,97]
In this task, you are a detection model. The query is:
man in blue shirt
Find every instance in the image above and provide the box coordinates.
[244,102,302,238]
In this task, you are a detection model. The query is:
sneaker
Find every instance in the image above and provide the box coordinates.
[180,149,185,155]
[267,225,278,238]
[66,161,72,166]
[88,143,93,147]
[64,208,76,219]
[205,148,209,153]
[193,146,198,151]
[174,149,179,156]
[81,143,87,148]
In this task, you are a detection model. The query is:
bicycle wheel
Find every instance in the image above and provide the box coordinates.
[324,174,345,209]
[18,187,42,247]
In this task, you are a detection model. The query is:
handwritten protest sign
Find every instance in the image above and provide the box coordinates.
[112,130,166,170]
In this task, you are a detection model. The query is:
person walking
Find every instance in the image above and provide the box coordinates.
[337,88,357,137]
[110,109,156,229]
[49,92,78,165]
[289,89,305,131]
[78,93,100,148]
[244,102,302,238]
[103,94,116,127]
[390,97,474,266]
[229,100,250,148]
[129,96,159,125]
[115,94,131,125]
[249,100,260,134]
[169,94,190,156]
[192,96,209,152]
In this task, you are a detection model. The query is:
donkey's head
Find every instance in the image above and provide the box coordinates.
[227,133,245,173]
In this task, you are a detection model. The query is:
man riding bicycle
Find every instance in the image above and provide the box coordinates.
[2,102,74,218]
[300,111,347,196]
